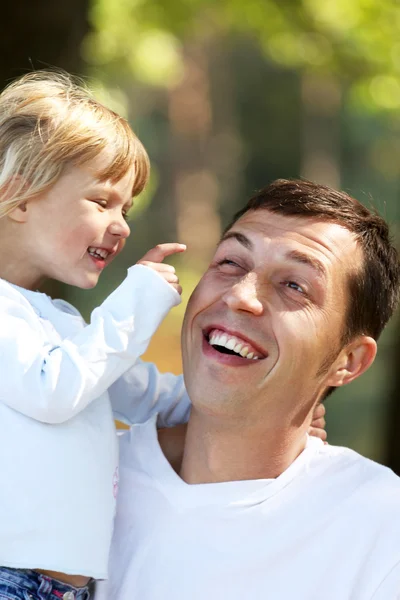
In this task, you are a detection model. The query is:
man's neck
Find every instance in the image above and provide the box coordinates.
[179,409,310,484]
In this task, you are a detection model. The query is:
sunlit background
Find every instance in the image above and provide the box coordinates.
[1,0,399,468]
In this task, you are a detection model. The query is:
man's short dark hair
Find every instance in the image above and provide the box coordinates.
[227,179,400,345]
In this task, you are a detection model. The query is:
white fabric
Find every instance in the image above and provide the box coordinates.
[100,415,400,600]
[0,266,190,578]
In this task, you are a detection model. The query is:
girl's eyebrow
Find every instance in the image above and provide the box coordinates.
[123,199,133,211]
[218,231,253,250]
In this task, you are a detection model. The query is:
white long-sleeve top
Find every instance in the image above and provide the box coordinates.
[0,265,191,578]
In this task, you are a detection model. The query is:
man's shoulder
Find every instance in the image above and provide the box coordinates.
[298,442,400,566]
[311,441,400,505]
[319,442,397,474]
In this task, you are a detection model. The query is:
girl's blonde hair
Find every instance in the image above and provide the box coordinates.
[0,70,150,218]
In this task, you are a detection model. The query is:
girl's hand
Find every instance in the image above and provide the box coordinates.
[137,243,186,295]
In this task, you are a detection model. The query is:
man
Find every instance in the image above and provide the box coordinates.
[100,179,400,599]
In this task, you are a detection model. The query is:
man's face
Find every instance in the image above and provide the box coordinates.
[182,209,362,427]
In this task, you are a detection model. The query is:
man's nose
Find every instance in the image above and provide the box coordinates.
[222,275,264,316]
[108,214,131,239]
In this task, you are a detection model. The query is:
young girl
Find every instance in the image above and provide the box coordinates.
[0,70,191,600]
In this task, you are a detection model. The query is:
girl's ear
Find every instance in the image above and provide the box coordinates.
[326,335,377,389]
[3,176,29,223]
[8,201,28,223]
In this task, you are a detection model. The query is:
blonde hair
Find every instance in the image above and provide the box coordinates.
[0,70,150,218]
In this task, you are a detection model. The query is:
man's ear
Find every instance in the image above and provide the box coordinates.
[326,336,377,389]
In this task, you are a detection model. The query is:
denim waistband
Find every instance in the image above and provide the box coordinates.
[0,567,91,599]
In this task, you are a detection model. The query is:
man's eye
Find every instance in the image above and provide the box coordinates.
[284,281,304,294]
[217,259,241,269]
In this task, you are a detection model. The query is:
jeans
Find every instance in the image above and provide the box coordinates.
[0,568,91,600]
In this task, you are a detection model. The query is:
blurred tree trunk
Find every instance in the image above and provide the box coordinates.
[300,73,341,189]
[168,41,221,272]
[0,0,90,299]
[209,38,244,230]
[386,317,400,474]
[0,0,89,87]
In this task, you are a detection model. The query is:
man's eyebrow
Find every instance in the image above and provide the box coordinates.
[286,250,326,279]
[218,231,253,250]
[218,232,326,278]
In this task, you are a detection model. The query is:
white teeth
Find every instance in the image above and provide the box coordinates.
[88,247,109,260]
[226,339,236,350]
[208,329,263,360]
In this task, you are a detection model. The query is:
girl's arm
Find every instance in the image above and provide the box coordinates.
[109,360,191,427]
[370,561,400,600]
[0,265,180,423]
[108,242,191,426]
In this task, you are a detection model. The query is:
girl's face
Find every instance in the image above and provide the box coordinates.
[12,152,136,290]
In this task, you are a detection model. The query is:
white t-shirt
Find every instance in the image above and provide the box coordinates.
[99,415,400,600]
[0,266,190,578]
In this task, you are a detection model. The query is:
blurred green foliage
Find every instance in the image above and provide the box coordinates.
[85,0,400,113]
[71,0,400,465]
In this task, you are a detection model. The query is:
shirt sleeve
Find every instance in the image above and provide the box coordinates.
[371,562,400,599]
[0,265,180,424]
[109,359,191,427]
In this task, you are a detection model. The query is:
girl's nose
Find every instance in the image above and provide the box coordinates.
[108,215,130,239]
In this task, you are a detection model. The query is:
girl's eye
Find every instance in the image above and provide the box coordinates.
[94,199,108,208]
[284,281,304,294]
[122,211,130,222]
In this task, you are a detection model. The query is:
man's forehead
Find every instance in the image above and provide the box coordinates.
[222,210,360,258]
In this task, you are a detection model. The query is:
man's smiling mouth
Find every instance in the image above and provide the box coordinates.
[206,328,266,360]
